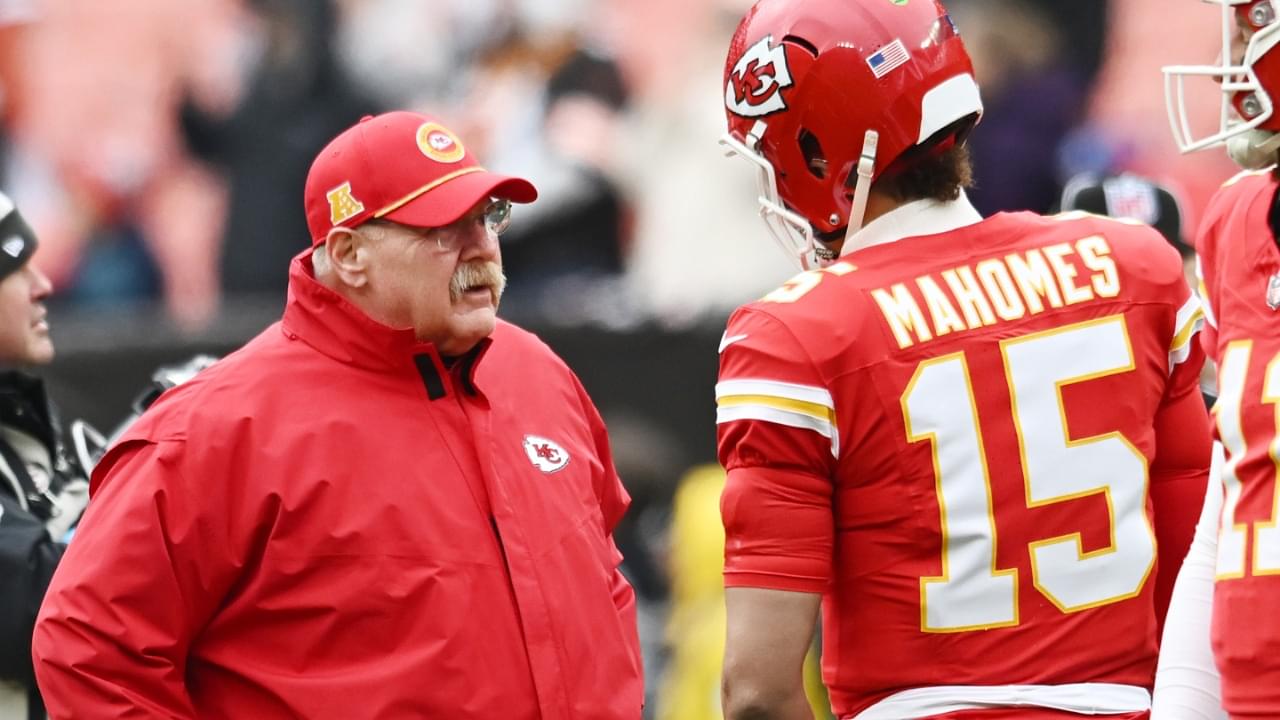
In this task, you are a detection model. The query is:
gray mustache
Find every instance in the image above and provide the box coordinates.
[449,261,506,303]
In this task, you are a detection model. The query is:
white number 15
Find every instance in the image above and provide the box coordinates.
[902,315,1154,632]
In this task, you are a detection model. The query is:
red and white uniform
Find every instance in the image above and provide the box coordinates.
[717,195,1212,719]
[1195,169,1280,718]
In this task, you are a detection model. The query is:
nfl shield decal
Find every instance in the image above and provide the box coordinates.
[1268,272,1280,311]
[523,435,570,473]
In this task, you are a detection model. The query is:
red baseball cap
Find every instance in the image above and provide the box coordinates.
[303,111,538,246]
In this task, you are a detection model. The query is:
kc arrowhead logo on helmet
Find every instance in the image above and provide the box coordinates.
[725,35,794,118]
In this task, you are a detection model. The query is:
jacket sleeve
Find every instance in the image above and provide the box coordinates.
[32,439,238,719]
[0,492,63,686]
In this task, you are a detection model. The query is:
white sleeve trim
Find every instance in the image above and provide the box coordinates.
[716,378,839,456]
[715,404,838,457]
[1151,442,1227,720]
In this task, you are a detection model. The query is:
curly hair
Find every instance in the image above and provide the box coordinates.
[872,143,975,204]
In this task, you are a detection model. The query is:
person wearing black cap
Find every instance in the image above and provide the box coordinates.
[1058,173,1216,414]
[1059,173,1196,289]
[0,191,89,720]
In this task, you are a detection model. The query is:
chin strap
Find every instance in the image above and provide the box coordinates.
[844,130,880,247]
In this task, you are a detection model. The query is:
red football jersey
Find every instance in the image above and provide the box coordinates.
[717,209,1211,719]
[1196,169,1280,717]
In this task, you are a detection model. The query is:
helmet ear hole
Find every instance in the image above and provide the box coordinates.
[798,128,828,179]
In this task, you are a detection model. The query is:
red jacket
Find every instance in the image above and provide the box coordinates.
[32,254,644,719]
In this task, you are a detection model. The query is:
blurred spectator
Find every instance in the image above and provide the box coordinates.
[7,0,239,329]
[1088,0,1239,227]
[950,0,1107,215]
[1058,172,1214,401]
[0,1,35,187]
[1058,173,1193,273]
[447,11,639,323]
[334,0,468,110]
[335,0,593,109]
[182,0,378,299]
[621,2,791,324]
[498,48,631,297]
[1025,0,1110,85]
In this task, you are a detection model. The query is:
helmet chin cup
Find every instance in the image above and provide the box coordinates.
[1227,127,1280,167]
[720,122,828,271]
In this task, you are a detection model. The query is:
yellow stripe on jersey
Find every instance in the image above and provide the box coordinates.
[717,394,836,424]
[1221,167,1274,188]
[1169,295,1205,368]
[716,379,834,406]
[1197,284,1217,329]
[715,379,838,456]
[1193,255,1217,329]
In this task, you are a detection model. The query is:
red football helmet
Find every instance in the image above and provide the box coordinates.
[1164,0,1280,166]
[721,0,983,269]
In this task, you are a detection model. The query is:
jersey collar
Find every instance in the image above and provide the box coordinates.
[840,190,983,257]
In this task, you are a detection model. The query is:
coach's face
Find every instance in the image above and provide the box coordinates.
[362,199,507,356]
[0,261,54,366]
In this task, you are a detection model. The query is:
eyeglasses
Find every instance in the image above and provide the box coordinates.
[435,197,512,250]
[358,197,512,251]
[379,198,513,252]
[482,197,513,236]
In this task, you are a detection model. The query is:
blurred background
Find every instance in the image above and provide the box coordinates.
[0,0,1241,717]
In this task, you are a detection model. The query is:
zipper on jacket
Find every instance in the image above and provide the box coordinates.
[490,515,511,567]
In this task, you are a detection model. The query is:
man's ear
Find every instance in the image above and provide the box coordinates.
[325,226,370,288]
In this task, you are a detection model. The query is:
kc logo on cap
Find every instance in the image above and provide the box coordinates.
[417,123,466,164]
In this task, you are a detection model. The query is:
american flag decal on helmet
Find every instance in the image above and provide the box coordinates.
[866,39,910,79]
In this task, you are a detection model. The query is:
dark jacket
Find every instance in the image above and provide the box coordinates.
[0,372,86,720]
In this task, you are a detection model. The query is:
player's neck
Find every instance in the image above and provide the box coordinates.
[861,191,901,227]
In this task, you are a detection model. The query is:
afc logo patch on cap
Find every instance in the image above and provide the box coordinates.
[327,181,366,226]
[417,122,466,164]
